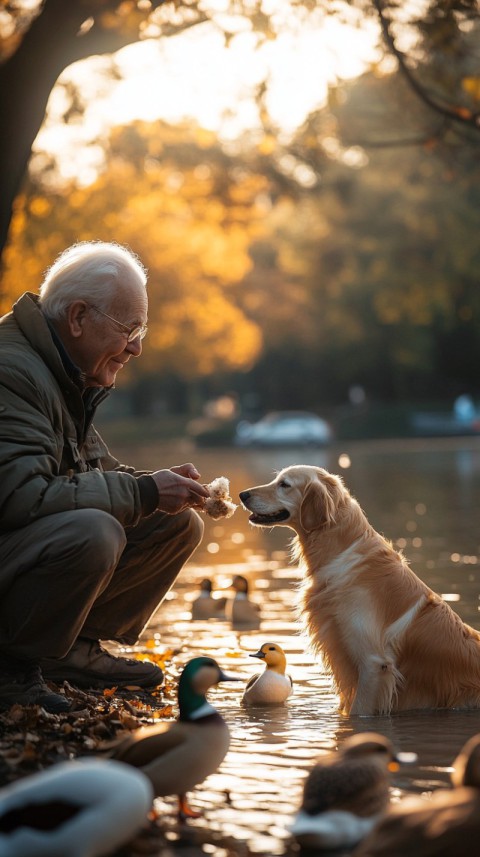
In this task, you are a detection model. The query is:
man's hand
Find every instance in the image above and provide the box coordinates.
[170,463,202,481]
[150,465,210,514]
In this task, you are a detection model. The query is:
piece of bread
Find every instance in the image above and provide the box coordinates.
[203,476,237,520]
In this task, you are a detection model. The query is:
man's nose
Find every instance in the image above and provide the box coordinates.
[126,336,142,357]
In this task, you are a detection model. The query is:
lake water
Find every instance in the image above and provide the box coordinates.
[113,435,480,855]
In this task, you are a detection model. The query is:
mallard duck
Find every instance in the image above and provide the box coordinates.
[108,656,239,819]
[290,732,416,851]
[190,578,227,620]
[353,734,480,857]
[227,574,261,629]
[242,642,293,706]
[0,758,153,857]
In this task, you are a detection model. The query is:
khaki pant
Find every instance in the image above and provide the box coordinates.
[0,508,204,660]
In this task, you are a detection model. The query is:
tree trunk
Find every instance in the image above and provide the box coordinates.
[0,0,170,268]
[0,2,92,261]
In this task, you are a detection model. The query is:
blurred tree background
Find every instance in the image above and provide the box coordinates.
[1,0,480,439]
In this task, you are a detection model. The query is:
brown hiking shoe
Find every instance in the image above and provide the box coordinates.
[41,638,163,690]
[0,654,71,713]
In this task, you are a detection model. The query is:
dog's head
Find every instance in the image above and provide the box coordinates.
[239,465,348,534]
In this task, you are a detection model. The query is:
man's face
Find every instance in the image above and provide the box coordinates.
[67,278,148,388]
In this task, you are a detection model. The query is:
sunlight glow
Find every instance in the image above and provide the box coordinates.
[207,542,221,554]
[35,14,380,177]
[108,18,379,135]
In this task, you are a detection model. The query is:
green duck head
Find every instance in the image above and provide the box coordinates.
[178,656,240,721]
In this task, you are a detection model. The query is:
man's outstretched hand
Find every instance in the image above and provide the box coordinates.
[151,464,210,514]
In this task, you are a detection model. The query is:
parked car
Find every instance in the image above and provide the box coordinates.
[234,411,333,447]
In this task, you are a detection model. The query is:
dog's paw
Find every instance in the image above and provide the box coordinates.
[203,476,237,520]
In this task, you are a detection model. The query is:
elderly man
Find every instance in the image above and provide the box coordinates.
[0,241,209,712]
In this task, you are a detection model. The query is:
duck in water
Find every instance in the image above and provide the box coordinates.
[190,578,226,620]
[353,734,480,857]
[290,732,415,851]
[108,656,240,819]
[242,642,293,706]
[227,575,261,630]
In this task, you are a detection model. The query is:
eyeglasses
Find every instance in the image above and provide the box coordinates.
[89,305,148,342]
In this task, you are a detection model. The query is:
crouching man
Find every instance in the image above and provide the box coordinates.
[0,241,209,712]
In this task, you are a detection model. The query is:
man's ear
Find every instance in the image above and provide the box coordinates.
[67,301,89,338]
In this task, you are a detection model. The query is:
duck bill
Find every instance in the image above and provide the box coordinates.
[249,651,266,660]
[218,669,242,682]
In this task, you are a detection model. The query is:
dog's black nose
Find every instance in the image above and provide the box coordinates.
[239,490,251,503]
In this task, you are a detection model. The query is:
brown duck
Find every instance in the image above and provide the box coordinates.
[353,733,480,857]
[290,732,415,850]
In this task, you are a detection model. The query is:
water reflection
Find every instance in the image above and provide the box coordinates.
[122,437,480,855]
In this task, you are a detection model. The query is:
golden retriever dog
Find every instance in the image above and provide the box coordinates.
[239,465,480,716]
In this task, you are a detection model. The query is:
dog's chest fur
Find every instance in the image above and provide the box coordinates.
[298,538,370,661]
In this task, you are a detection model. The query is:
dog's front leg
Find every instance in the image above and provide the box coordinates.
[349,655,401,716]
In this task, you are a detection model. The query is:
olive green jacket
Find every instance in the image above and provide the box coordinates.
[0,292,155,532]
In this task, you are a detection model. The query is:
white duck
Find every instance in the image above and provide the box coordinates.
[290,732,416,851]
[0,758,152,857]
[242,642,293,706]
[109,655,239,819]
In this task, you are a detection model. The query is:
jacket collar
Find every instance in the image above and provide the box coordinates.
[12,292,111,410]
[46,319,87,390]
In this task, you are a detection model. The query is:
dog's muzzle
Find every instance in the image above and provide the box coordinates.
[239,490,290,525]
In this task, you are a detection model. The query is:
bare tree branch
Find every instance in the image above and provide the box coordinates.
[372,0,480,131]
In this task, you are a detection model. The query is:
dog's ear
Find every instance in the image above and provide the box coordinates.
[299,477,339,533]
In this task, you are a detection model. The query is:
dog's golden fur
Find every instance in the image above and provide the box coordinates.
[239,465,480,715]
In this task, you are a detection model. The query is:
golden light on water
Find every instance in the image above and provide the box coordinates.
[207,542,220,554]
[99,440,480,853]
[142,549,474,852]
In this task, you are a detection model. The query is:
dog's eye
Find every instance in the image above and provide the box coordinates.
[278,480,290,489]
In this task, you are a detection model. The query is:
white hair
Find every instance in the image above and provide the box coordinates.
[39,241,147,320]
